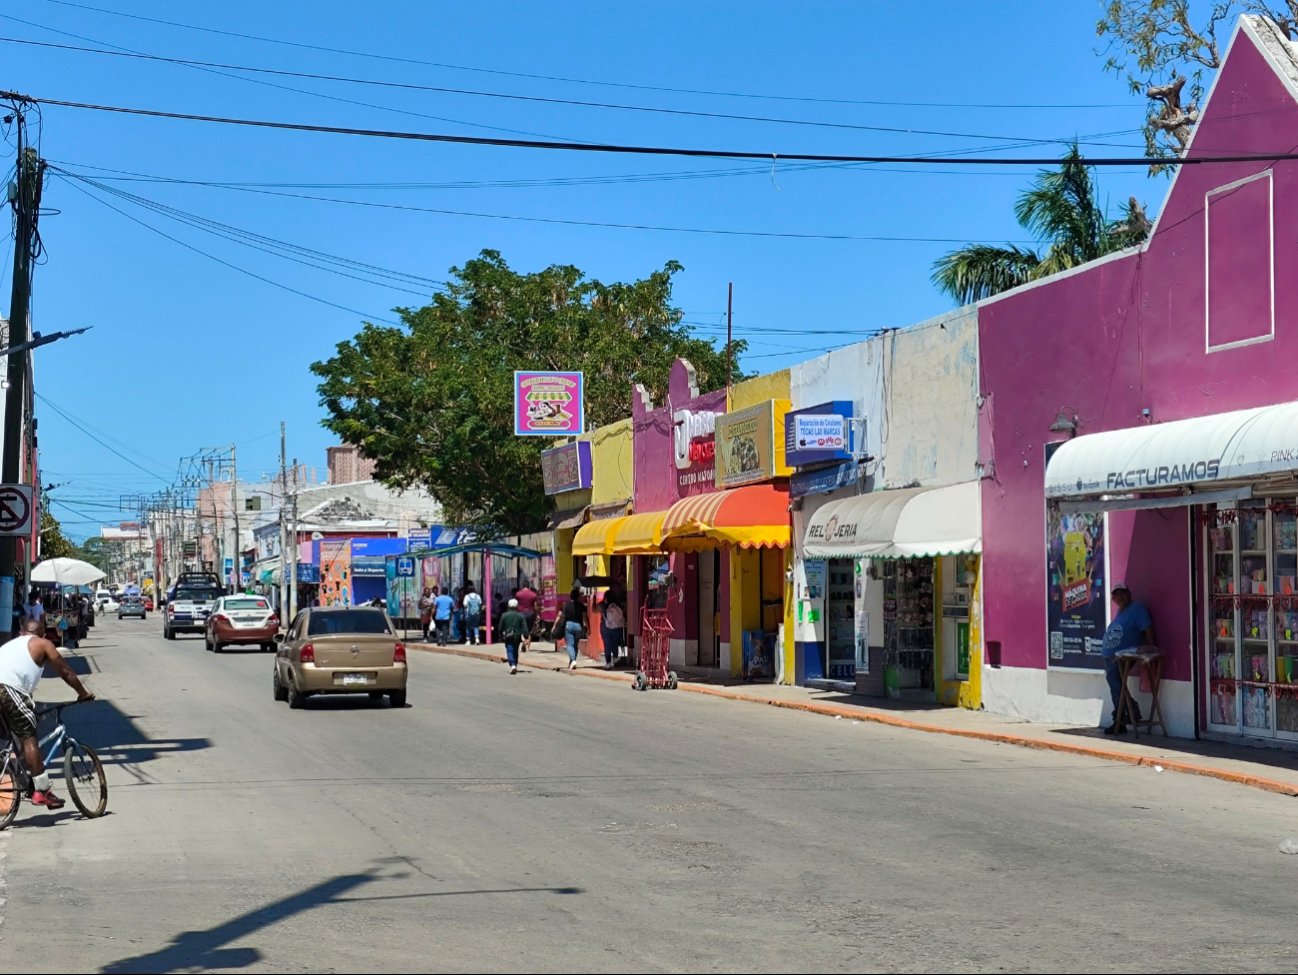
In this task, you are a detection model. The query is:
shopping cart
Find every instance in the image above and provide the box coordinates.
[633,604,679,691]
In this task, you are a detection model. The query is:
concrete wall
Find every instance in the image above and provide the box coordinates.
[977,17,1298,736]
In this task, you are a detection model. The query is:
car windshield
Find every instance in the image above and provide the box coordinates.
[175,589,220,602]
[226,598,268,611]
[307,610,391,636]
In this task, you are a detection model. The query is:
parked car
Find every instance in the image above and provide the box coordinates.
[118,596,147,620]
[273,606,407,710]
[143,597,155,611]
[206,595,279,653]
[95,589,118,612]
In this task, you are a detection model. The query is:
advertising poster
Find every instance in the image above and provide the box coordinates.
[1046,498,1108,671]
[319,539,352,607]
[715,403,774,488]
[386,559,419,624]
[514,371,585,436]
[540,554,558,623]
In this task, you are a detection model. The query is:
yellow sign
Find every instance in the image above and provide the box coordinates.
[714,399,791,488]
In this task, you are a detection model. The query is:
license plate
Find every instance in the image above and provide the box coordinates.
[341,673,368,686]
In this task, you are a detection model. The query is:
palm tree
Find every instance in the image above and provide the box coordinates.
[931,144,1150,304]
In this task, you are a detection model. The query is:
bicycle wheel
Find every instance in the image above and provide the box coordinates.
[63,742,107,818]
[0,747,21,830]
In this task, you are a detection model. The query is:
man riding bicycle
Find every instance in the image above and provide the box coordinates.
[0,618,94,810]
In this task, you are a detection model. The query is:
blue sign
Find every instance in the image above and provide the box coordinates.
[223,557,234,571]
[296,563,320,584]
[790,460,861,499]
[786,400,856,469]
[396,557,415,578]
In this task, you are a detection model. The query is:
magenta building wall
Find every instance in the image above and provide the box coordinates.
[976,19,1298,731]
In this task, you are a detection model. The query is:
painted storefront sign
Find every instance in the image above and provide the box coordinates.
[515,371,584,436]
[319,539,353,607]
[541,440,594,495]
[786,400,855,469]
[714,399,792,488]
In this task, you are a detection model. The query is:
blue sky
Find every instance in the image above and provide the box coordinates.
[1,0,1164,539]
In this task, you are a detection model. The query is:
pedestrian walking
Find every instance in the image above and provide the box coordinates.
[561,587,586,671]
[25,592,44,625]
[499,598,527,674]
[431,587,455,646]
[462,583,484,646]
[600,584,626,670]
[515,582,539,652]
[418,587,434,641]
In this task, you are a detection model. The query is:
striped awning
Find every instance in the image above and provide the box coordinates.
[660,484,790,552]
[610,511,668,554]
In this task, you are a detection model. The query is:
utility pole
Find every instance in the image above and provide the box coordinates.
[230,442,239,592]
[726,281,734,410]
[0,105,45,635]
[278,422,288,619]
[288,457,299,620]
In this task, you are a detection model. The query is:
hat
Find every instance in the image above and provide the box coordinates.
[1111,582,1130,594]
[508,598,518,608]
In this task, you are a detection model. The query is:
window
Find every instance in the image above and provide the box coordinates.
[1206,171,1274,352]
[226,598,269,611]
[307,609,392,636]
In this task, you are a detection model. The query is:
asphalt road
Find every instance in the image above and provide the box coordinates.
[4,618,1298,974]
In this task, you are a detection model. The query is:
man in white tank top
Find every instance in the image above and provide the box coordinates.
[0,618,94,810]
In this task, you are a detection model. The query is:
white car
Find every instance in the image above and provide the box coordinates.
[95,590,119,612]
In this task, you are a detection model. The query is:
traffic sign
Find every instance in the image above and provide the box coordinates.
[396,557,415,578]
[0,484,34,537]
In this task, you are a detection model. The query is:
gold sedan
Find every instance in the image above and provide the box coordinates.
[273,606,408,709]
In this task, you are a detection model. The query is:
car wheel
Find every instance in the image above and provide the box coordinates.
[388,689,407,708]
[286,678,308,710]
[272,665,288,702]
[212,640,223,654]
[368,691,384,705]
[164,627,175,640]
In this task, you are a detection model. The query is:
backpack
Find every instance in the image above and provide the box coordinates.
[464,592,483,615]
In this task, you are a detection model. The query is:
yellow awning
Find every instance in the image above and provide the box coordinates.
[610,511,668,555]
[572,516,627,557]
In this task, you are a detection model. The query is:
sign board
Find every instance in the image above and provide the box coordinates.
[790,460,860,499]
[0,484,33,537]
[541,440,594,495]
[1045,442,1108,672]
[785,401,855,468]
[714,399,792,488]
[223,557,234,572]
[396,556,415,578]
[514,371,585,436]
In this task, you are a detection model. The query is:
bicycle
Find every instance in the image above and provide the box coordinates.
[0,700,107,828]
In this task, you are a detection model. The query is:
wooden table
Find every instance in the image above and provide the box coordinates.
[1115,649,1167,737]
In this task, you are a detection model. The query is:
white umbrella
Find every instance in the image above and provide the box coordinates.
[30,558,107,587]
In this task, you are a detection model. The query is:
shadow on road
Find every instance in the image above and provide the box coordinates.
[99,861,582,973]
[43,698,211,773]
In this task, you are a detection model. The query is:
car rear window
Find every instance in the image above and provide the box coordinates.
[175,589,220,602]
[307,610,391,636]
[226,598,269,610]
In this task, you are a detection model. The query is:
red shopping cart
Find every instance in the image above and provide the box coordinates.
[634,604,679,691]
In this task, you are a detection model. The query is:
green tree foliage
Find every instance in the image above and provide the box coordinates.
[313,250,743,535]
[40,509,77,560]
[931,145,1151,304]
[1097,1,1298,170]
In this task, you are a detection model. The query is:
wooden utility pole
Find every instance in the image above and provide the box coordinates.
[726,282,734,409]
[278,421,288,619]
[230,443,240,592]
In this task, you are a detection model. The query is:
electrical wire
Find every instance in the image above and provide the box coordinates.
[36,0,1135,110]
[35,392,171,481]
[0,35,1148,148]
[7,91,1289,166]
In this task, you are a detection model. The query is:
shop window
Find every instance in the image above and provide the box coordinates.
[1205,171,1274,352]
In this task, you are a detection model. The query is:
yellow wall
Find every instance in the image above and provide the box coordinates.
[730,368,791,411]
[588,418,633,506]
[959,557,983,710]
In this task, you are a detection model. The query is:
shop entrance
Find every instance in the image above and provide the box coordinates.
[695,551,721,668]
[882,557,936,700]
[825,559,857,680]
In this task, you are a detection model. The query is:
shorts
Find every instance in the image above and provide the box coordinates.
[0,684,36,739]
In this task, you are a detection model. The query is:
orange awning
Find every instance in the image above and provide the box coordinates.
[660,484,790,552]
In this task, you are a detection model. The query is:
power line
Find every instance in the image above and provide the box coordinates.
[7,90,1289,166]
[35,0,1136,111]
[0,35,1147,148]
[35,392,171,481]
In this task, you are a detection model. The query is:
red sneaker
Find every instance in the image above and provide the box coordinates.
[31,790,66,810]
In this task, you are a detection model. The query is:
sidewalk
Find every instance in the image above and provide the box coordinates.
[415,639,1298,798]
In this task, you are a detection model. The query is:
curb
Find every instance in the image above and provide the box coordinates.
[415,643,1298,798]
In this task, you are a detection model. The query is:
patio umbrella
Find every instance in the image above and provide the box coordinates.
[30,558,107,587]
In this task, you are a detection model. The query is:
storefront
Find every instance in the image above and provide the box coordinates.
[1043,401,1298,742]
[802,481,981,703]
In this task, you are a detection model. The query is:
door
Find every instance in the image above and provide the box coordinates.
[697,551,719,667]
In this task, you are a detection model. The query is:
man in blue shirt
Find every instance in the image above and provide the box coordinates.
[432,587,455,646]
[1102,582,1155,734]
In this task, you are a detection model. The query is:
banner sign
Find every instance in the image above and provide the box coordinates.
[785,401,855,468]
[714,399,792,488]
[541,440,593,495]
[790,460,860,499]
[1045,444,1107,670]
[514,371,584,436]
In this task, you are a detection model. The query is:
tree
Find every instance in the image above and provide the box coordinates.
[931,145,1151,304]
[313,250,743,535]
[1097,1,1298,170]
[40,509,77,560]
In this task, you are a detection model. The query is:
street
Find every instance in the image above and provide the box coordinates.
[3,618,1298,974]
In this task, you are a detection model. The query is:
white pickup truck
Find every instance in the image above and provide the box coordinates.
[164,584,224,640]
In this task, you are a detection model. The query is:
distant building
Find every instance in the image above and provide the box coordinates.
[326,445,377,485]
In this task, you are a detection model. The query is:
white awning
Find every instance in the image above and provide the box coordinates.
[803,481,981,559]
[1045,401,1298,499]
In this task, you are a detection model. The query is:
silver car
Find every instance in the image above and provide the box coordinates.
[117,596,147,620]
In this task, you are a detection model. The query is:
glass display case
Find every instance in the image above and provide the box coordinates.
[883,558,935,698]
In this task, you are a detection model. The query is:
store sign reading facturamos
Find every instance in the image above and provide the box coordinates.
[1105,458,1221,491]
[714,399,792,488]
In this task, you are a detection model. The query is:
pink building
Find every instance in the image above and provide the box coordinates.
[977,17,1298,740]
[327,445,377,484]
